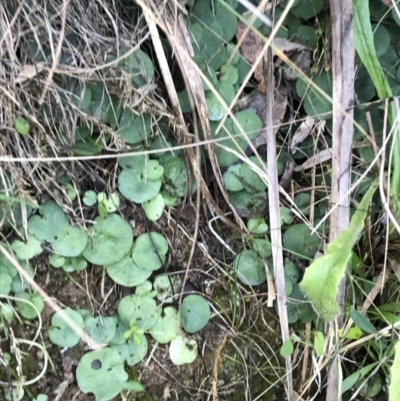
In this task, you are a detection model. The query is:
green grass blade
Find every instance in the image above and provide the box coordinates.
[390,341,400,400]
[353,0,400,197]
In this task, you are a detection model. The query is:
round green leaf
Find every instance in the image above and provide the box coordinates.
[28,200,69,242]
[297,26,317,48]
[169,335,198,366]
[280,207,293,225]
[11,234,43,260]
[206,94,225,121]
[83,214,133,266]
[296,72,332,119]
[15,292,44,320]
[280,339,294,358]
[0,272,12,295]
[180,294,211,334]
[150,307,179,343]
[221,65,239,85]
[291,0,324,20]
[49,254,65,268]
[76,348,128,401]
[1,303,14,324]
[228,190,268,217]
[121,48,155,87]
[284,259,300,283]
[118,154,146,172]
[145,160,164,181]
[234,250,266,285]
[212,119,247,167]
[118,111,152,145]
[112,335,148,366]
[355,66,376,102]
[160,191,181,207]
[86,84,112,122]
[118,295,158,330]
[373,24,390,58]
[218,81,235,104]
[110,318,129,345]
[232,110,262,140]
[62,256,87,272]
[162,156,187,198]
[294,192,311,216]
[83,190,97,206]
[251,238,272,258]
[118,168,162,204]
[142,193,165,221]
[283,224,320,260]
[178,89,193,113]
[48,308,84,347]
[14,116,30,135]
[52,225,88,257]
[223,164,243,191]
[247,217,268,235]
[132,232,168,271]
[85,316,117,344]
[153,274,178,303]
[106,255,152,287]
[4,388,24,401]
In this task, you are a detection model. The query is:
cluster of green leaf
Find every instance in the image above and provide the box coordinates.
[0,192,212,400]
[232,214,318,324]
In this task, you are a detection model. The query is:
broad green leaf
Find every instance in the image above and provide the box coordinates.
[162,156,187,198]
[15,291,44,320]
[131,232,168,271]
[86,84,112,122]
[247,217,268,235]
[150,306,179,343]
[280,339,294,358]
[291,0,324,20]
[283,224,320,260]
[232,110,262,140]
[341,362,378,394]
[296,71,332,119]
[28,200,69,242]
[349,308,376,334]
[177,89,193,113]
[51,225,88,257]
[11,234,43,260]
[0,272,12,295]
[300,180,378,321]
[223,164,243,191]
[313,331,325,357]
[48,308,84,347]
[142,193,165,221]
[121,48,155,87]
[76,348,129,401]
[106,255,151,287]
[118,295,158,330]
[85,316,117,344]
[206,94,225,121]
[233,250,266,285]
[118,167,162,204]
[14,117,30,135]
[83,214,133,266]
[169,335,198,366]
[118,111,151,145]
[251,238,272,258]
[112,335,148,366]
[180,295,211,334]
